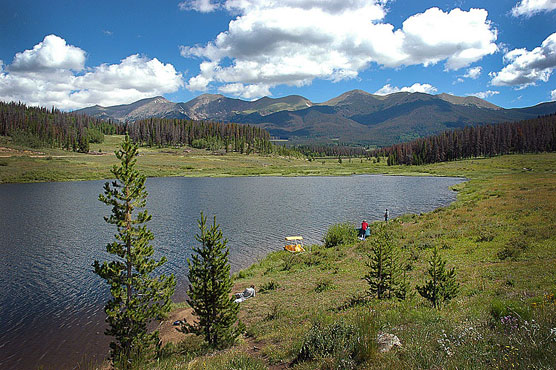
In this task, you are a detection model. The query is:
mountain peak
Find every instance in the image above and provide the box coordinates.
[437,93,501,110]
[322,89,377,106]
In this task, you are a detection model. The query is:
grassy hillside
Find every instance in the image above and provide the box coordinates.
[149,153,556,369]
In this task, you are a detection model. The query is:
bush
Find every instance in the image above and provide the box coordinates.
[490,299,532,323]
[497,235,529,260]
[296,315,377,368]
[323,222,358,248]
[259,280,280,293]
[315,279,334,293]
[10,129,49,148]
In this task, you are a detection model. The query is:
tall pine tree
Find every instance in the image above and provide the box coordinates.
[93,135,176,368]
[183,213,243,348]
[364,225,409,300]
[365,225,396,299]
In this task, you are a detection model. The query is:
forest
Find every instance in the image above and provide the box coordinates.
[0,101,121,152]
[294,144,369,158]
[126,117,274,155]
[0,101,287,156]
[374,114,556,165]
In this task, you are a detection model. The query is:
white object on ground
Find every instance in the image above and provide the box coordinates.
[234,287,255,303]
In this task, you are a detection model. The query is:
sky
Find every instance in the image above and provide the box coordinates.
[0,0,555,110]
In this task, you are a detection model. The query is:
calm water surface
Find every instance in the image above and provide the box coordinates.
[0,175,464,369]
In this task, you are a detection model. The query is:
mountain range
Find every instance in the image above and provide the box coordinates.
[75,90,556,146]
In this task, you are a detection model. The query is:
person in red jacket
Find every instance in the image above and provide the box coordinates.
[360,220,369,239]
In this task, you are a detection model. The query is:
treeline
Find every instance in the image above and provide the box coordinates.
[0,101,122,152]
[0,101,290,156]
[295,144,369,158]
[374,114,556,165]
[127,118,274,155]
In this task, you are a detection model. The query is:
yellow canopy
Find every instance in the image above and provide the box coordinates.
[285,236,303,241]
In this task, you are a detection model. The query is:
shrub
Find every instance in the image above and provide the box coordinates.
[264,305,282,321]
[259,280,280,293]
[490,299,532,323]
[323,222,358,248]
[296,316,377,368]
[315,280,334,293]
[497,235,529,260]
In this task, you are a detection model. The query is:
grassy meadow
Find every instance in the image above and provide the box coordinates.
[2,135,555,368]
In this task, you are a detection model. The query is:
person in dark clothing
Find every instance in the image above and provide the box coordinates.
[384,209,389,222]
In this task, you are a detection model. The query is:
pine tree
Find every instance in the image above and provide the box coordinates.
[93,135,176,368]
[365,225,397,299]
[416,247,458,309]
[183,213,243,348]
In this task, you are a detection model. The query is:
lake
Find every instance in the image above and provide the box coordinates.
[0,175,465,369]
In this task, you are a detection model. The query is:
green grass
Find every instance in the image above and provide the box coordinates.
[147,152,556,369]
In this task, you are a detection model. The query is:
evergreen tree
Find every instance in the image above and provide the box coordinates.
[416,247,458,309]
[183,213,243,348]
[365,226,398,299]
[93,135,176,368]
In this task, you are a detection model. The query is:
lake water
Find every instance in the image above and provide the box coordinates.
[0,175,464,369]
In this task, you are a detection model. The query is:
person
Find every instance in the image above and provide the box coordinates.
[384,209,389,222]
[360,220,369,239]
[234,285,256,303]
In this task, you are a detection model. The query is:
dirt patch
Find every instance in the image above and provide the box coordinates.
[158,307,195,345]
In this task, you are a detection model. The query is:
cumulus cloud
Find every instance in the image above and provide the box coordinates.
[218,83,271,99]
[491,32,556,87]
[178,0,220,12]
[464,66,482,79]
[181,1,497,98]
[375,83,438,95]
[0,35,184,110]
[9,34,86,72]
[467,90,500,99]
[512,0,556,17]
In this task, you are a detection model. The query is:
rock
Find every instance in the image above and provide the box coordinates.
[377,333,402,353]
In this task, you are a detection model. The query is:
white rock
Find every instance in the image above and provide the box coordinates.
[377,333,402,353]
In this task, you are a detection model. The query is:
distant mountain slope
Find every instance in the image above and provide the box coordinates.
[74,90,556,146]
[76,96,189,122]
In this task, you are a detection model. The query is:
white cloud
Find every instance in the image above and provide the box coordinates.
[0,35,184,110]
[375,83,438,95]
[464,66,482,79]
[178,0,221,13]
[9,34,86,72]
[218,83,271,99]
[400,8,497,70]
[182,2,497,99]
[491,32,556,87]
[551,89,556,100]
[467,90,500,99]
[512,0,556,17]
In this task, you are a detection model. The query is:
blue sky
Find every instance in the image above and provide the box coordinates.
[0,0,555,110]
